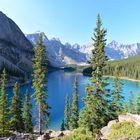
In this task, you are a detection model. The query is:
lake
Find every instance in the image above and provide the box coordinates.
[8,70,140,130]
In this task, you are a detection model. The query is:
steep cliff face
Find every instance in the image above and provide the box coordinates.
[27,32,140,68]
[0,11,34,79]
[26,32,87,68]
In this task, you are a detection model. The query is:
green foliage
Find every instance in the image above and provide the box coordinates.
[10,82,24,132]
[52,128,96,140]
[79,107,98,133]
[128,91,136,114]
[137,90,140,114]
[79,14,110,132]
[23,90,33,133]
[104,54,140,80]
[0,69,10,136]
[84,54,140,81]
[64,94,70,130]
[0,62,26,81]
[122,102,128,115]
[70,78,79,129]
[32,33,49,134]
[61,119,65,131]
[109,122,140,140]
[110,66,124,119]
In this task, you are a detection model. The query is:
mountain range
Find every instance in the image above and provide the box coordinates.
[26,32,140,67]
[0,11,140,79]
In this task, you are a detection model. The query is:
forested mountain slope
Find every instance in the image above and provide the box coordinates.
[105,54,140,80]
[0,11,34,80]
[83,54,140,80]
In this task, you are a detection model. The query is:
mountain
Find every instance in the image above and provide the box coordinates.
[26,32,140,67]
[79,40,140,60]
[105,40,140,60]
[26,32,87,68]
[0,11,34,80]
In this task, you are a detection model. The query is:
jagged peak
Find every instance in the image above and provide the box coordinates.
[50,37,61,42]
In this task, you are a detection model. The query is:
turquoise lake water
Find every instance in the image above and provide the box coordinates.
[8,70,140,130]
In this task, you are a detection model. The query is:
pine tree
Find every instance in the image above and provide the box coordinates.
[23,90,33,133]
[64,94,70,130]
[32,33,49,134]
[61,119,65,131]
[79,106,94,132]
[110,66,124,119]
[128,91,135,114]
[122,102,128,115]
[70,78,79,129]
[0,69,9,136]
[10,82,24,132]
[137,91,140,114]
[79,14,110,132]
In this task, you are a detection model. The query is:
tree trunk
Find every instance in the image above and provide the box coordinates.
[39,102,42,135]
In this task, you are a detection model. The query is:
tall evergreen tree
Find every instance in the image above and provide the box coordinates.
[137,91,140,114]
[64,94,70,130]
[23,90,33,133]
[122,102,128,115]
[110,66,124,119]
[79,14,110,132]
[128,91,135,114]
[32,33,49,134]
[10,82,24,132]
[61,119,65,131]
[0,69,9,136]
[70,78,79,129]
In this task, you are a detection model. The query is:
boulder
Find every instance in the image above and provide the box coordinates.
[119,113,140,126]
[62,130,71,136]
[100,126,111,140]
[50,131,64,138]
[36,133,50,140]
[107,120,117,128]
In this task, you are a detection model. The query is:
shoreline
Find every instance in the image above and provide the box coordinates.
[105,75,140,83]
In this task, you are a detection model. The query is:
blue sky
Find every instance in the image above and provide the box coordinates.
[0,0,140,44]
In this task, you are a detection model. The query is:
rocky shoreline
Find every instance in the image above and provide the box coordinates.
[0,130,71,140]
[2,113,140,140]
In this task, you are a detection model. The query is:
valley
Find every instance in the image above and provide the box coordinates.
[0,1,139,139]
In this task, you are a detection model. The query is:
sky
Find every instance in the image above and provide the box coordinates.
[0,0,140,45]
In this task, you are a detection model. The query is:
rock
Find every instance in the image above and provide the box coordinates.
[62,130,71,136]
[0,11,34,82]
[36,133,50,140]
[119,113,140,126]
[36,136,43,140]
[7,135,23,140]
[100,120,117,139]
[100,126,111,140]
[107,120,117,128]
[50,131,64,138]
[24,133,38,140]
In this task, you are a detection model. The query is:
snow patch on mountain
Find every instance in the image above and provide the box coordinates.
[26,32,140,68]
[26,32,87,67]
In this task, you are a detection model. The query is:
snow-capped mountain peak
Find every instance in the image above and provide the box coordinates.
[26,32,140,67]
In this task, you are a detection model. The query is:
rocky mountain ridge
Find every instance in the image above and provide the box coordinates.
[0,11,34,80]
[26,32,140,68]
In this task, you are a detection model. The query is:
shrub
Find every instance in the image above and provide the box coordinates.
[52,128,96,140]
[109,121,140,140]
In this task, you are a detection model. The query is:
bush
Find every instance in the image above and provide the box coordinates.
[52,128,96,140]
[109,121,140,140]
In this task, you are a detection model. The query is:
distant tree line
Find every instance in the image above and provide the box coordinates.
[104,56,140,80]
[83,50,140,81]
[0,62,25,80]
